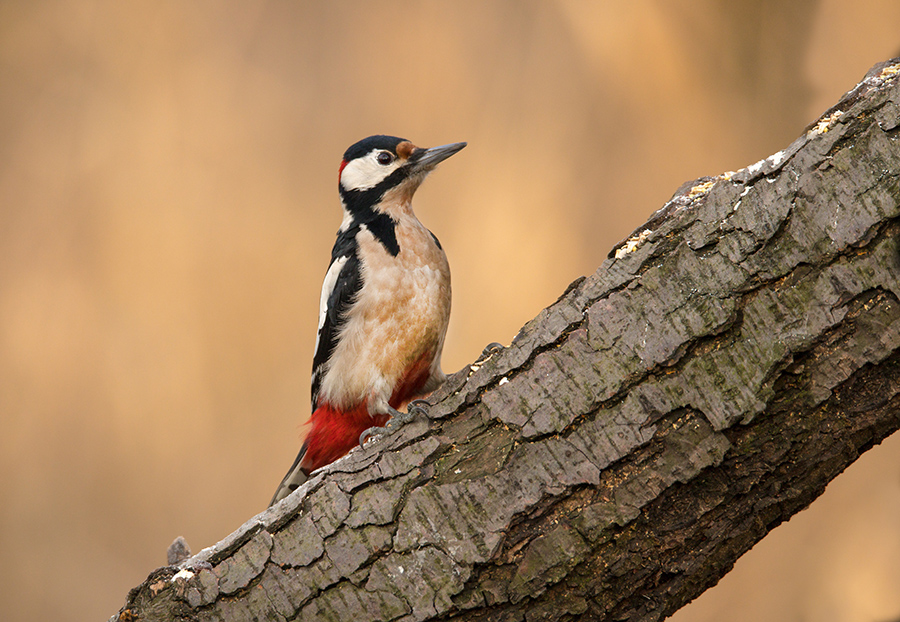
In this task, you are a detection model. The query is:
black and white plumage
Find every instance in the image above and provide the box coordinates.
[270,135,465,506]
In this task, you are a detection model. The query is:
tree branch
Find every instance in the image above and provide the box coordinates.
[112,57,900,622]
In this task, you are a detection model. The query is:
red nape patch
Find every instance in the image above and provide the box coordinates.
[338,159,348,183]
[300,402,390,473]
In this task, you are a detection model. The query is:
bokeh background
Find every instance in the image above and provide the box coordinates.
[2,2,900,621]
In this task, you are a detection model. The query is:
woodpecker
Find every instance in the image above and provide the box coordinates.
[270,135,465,506]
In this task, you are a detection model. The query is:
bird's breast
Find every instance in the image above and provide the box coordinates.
[354,217,451,341]
[319,216,451,410]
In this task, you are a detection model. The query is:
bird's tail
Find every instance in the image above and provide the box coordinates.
[269,441,309,506]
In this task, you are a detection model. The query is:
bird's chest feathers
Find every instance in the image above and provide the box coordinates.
[355,218,450,318]
[323,215,450,409]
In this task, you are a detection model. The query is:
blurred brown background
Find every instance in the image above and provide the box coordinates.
[1,2,899,621]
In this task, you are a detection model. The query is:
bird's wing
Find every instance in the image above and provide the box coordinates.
[310,232,362,411]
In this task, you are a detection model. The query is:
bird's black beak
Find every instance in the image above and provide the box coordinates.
[408,142,467,173]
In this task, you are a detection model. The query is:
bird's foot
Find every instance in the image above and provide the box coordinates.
[476,342,504,364]
[482,342,504,357]
[359,403,428,447]
[407,399,431,417]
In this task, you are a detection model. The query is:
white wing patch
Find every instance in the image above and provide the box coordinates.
[340,151,401,191]
[310,254,351,409]
[315,255,349,347]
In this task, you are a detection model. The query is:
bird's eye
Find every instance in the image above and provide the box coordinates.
[376,152,393,165]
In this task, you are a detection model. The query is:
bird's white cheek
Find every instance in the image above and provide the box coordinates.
[340,157,399,191]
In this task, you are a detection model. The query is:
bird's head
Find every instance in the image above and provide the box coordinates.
[338,135,466,215]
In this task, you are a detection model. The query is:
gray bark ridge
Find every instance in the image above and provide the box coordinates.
[112,57,900,622]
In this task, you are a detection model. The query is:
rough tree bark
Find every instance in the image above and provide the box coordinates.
[112,58,900,622]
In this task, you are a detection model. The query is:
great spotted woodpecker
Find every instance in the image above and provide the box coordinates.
[269,135,465,506]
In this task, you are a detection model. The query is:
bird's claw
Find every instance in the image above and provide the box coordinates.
[481,342,504,357]
[407,399,430,417]
[359,427,383,446]
[476,342,504,364]
[359,403,428,447]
